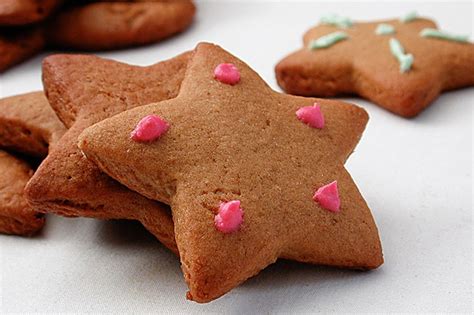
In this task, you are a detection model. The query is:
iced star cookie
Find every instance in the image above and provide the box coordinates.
[46,0,196,50]
[25,52,191,254]
[0,150,44,235]
[0,91,66,157]
[275,14,474,117]
[79,43,383,302]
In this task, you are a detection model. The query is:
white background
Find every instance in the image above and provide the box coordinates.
[1,1,472,313]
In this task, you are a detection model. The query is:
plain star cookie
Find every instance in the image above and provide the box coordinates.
[0,91,66,158]
[0,91,65,236]
[275,14,474,117]
[79,43,383,303]
[25,52,191,254]
[46,0,196,50]
[0,150,44,235]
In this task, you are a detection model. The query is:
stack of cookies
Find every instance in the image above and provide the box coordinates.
[0,92,66,235]
[1,12,472,303]
[0,0,196,72]
[0,41,384,302]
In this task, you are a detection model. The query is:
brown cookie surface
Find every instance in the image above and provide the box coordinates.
[0,0,62,26]
[79,43,383,303]
[46,0,196,50]
[0,91,65,236]
[0,91,66,157]
[25,52,191,254]
[0,27,45,72]
[275,16,474,117]
[0,150,44,235]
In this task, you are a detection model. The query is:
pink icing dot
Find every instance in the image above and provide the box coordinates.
[313,181,340,212]
[130,114,169,142]
[214,63,241,85]
[296,103,325,129]
[214,200,244,233]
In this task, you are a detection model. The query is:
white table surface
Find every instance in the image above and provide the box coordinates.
[1,1,472,313]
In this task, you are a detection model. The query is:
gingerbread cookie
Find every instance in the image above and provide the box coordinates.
[79,43,383,302]
[46,0,196,50]
[25,51,191,253]
[0,150,44,235]
[0,91,65,235]
[0,0,62,26]
[0,26,45,72]
[0,91,66,157]
[275,14,474,117]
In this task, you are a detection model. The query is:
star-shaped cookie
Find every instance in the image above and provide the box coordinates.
[275,16,474,117]
[0,91,65,235]
[0,91,66,158]
[79,43,383,302]
[0,150,44,235]
[25,52,191,253]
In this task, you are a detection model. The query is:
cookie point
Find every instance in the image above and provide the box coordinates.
[214,63,241,85]
[313,181,340,212]
[400,11,418,23]
[131,114,169,142]
[214,200,244,233]
[296,103,325,129]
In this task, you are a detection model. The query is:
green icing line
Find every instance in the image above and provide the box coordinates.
[320,14,353,28]
[420,28,469,43]
[308,31,349,50]
[375,23,395,35]
[389,38,414,73]
[400,11,418,23]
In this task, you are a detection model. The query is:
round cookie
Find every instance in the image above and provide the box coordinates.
[46,0,196,50]
[0,150,44,236]
[0,27,45,73]
[0,0,62,26]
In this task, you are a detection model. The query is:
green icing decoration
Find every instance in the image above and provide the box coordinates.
[320,14,353,28]
[400,11,418,23]
[389,38,413,73]
[420,28,469,43]
[308,31,349,50]
[375,23,395,35]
